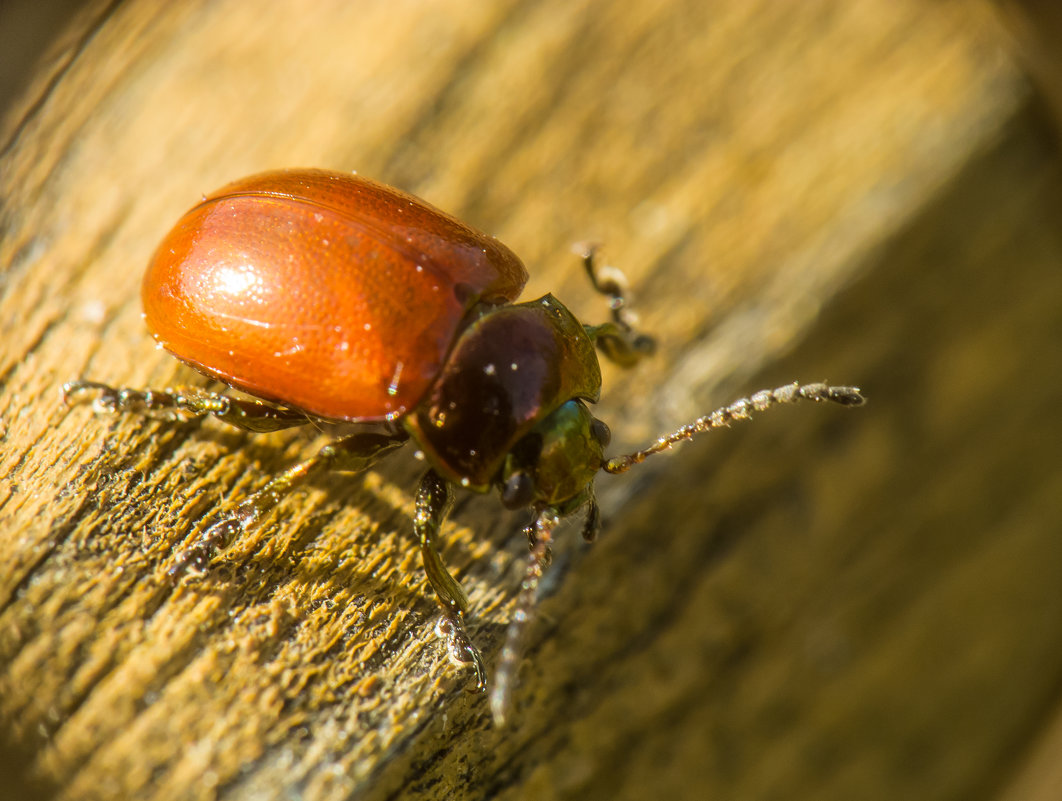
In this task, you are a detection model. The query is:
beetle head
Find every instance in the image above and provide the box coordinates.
[497,399,610,511]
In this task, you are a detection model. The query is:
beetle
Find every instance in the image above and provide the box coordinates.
[65,168,864,724]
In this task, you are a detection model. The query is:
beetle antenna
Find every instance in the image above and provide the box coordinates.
[603,381,865,474]
[490,507,559,726]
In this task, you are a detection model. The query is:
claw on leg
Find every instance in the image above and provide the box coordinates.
[435,611,487,693]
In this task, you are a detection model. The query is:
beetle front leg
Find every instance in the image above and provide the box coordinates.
[576,245,656,368]
[414,469,486,692]
[169,430,408,577]
[63,380,309,433]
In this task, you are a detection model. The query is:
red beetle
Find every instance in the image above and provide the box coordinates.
[66,169,864,724]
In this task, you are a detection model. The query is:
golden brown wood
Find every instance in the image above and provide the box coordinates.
[993,0,1062,132]
[3,1,1057,800]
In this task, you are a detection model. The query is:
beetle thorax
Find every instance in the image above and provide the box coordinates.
[404,295,604,499]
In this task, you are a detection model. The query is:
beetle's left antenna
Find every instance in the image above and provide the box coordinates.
[604,382,865,474]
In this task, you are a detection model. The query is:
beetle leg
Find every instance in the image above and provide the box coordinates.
[414,470,486,692]
[63,380,309,433]
[491,507,560,726]
[169,430,408,578]
[576,244,656,368]
[414,470,468,611]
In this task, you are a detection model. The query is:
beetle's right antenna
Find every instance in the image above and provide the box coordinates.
[604,382,865,474]
[490,507,559,726]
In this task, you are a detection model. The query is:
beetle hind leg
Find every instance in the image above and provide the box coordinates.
[63,380,309,433]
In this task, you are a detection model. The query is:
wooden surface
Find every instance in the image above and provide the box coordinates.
[994,0,1062,132]
[2,1,1060,799]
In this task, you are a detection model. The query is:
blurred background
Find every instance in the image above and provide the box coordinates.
[2,2,1061,800]
[0,0,88,115]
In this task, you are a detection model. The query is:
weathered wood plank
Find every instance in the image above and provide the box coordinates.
[4,2,1054,800]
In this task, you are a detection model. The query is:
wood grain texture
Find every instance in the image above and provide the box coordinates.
[993,0,1062,132]
[4,1,1058,800]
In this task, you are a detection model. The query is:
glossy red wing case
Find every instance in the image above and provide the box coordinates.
[142,169,528,420]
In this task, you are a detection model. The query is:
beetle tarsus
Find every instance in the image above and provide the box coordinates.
[168,517,238,581]
[63,380,160,415]
[435,612,487,693]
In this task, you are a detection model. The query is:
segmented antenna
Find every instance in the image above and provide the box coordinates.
[490,508,560,726]
[604,382,865,474]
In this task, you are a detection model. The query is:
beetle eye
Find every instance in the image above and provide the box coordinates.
[591,418,611,447]
[501,472,535,509]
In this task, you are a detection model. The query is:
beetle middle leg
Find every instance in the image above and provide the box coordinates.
[169,430,408,577]
[414,469,487,692]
